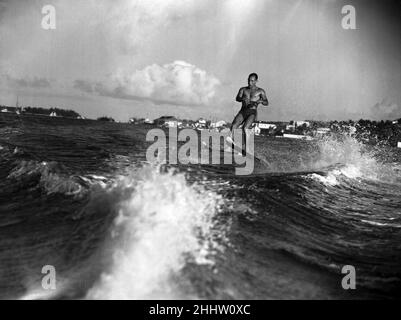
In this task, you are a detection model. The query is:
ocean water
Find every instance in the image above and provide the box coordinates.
[0,113,400,300]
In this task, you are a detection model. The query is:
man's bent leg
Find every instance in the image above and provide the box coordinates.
[228,112,244,151]
[242,114,256,154]
[230,111,244,132]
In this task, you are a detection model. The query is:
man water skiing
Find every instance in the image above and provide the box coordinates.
[228,73,269,154]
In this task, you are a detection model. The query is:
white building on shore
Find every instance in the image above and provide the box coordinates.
[282,133,313,141]
[164,119,182,128]
[255,122,277,135]
[295,121,310,127]
[210,120,227,129]
[315,127,331,137]
[286,124,296,131]
[195,118,207,130]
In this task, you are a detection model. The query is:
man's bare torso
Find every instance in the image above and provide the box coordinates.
[240,86,265,110]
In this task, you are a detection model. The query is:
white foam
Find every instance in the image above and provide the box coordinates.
[19,288,60,300]
[19,279,67,300]
[86,165,223,299]
[338,164,363,179]
[314,135,400,182]
[309,172,338,186]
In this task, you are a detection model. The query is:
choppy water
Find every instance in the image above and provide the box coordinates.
[0,113,400,300]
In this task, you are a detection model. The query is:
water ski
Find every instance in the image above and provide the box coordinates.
[225,136,262,162]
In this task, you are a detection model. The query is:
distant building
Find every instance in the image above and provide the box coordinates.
[315,127,331,137]
[286,124,296,131]
[1,108,9,113]
[154,116,177,126]
[195,118,207,130]
[164,120,182,128]
[50,111,57,117]
[256,122,277,130]
[210,120,227,129]
[179,119,195,129]
[282,134,313,141]
[129,117,146,124]
[255,121,277,136]
[316,127,330,133]
[131,118,154,124]
[398,142,401,148]
[295,121,310,127]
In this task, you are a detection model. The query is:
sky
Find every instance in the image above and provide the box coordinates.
[0,0,401,122]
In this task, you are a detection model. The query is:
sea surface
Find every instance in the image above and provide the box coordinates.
[0,113,400,300]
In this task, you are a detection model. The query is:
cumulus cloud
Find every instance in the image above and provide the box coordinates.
[371,98,401,120]
[75,61,221,106]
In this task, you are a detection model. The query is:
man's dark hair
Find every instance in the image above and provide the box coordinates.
[248,73,258,80]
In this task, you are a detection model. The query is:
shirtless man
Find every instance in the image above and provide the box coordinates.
[228,73,269,153]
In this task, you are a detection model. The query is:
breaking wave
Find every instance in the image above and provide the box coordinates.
[86,165,225,299]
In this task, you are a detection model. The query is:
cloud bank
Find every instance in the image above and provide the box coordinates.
[75,61,221,106]
[371,98,401,120]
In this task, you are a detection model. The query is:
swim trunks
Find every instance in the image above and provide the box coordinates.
[240,107,257,119]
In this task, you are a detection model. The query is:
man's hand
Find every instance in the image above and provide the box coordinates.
[249,101,259,107]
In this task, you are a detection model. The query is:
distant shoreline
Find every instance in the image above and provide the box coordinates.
[0,105,83,119]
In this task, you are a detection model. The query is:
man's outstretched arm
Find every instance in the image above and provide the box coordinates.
[258,89,269,106]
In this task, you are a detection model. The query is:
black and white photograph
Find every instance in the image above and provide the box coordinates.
[0,0,401,303]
